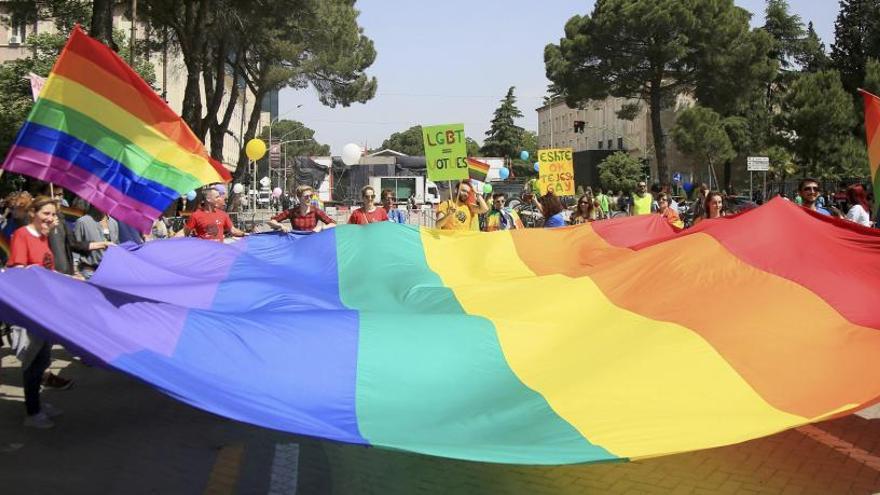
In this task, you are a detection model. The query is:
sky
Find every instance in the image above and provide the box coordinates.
[278,0,839,155]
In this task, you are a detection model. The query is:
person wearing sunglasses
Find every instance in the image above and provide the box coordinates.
[349,185,389,225]
[797,178,831,216]
[380,189,407,224]
[483,193,523,231]
[569,194,598,225]
[268,185,336,233]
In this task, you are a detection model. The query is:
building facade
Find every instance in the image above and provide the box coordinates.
[536,95,701,186]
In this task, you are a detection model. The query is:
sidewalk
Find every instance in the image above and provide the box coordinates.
[3,346,880,494]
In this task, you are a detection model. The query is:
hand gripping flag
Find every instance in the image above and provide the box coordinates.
[1,26,231,231]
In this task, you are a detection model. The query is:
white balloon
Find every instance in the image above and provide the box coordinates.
[232,183,245,194]
[341,143,363,166]
[259,176,271,187]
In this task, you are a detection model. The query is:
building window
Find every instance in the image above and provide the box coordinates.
[9,20,27,44]
[618,137,624,149]
[608,139,613,149]
[598,140,603,149]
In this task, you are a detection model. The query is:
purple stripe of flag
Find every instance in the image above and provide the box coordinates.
[5,146,163,231]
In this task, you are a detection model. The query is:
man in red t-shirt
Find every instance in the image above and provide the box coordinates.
[348,185,389,225]
[268,185,336,233]
[178,189,246,241]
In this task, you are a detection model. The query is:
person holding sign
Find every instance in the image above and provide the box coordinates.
[436,181,488,231]
[348,186,389,225]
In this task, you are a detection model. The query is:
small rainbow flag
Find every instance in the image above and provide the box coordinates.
[466,157,490,182]
[1,26,230,232]
[859,88,880,216]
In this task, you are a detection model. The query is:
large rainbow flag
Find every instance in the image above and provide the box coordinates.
[0,198,879,464]
[860,89,880,217]
[1,27,230,231]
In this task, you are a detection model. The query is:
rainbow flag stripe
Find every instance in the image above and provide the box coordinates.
[860,89,880,216]
[0,198,878,464]
[1,27,230,231]
[467,157,490,181]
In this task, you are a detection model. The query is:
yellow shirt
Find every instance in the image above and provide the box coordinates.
[632,193,653,215]
[438,201,473,230]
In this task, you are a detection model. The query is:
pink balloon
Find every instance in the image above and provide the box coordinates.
[272,187,282,198]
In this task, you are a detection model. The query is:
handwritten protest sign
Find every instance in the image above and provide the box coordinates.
[538,148,575,195]
[423,123,469,182]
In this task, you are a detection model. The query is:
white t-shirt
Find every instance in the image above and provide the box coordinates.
[846,204,872,227]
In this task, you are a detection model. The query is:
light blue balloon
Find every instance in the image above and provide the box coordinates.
[520,150,529,161]
[185,190,197,201]
[499,167,510,180]
[533,162,540,172]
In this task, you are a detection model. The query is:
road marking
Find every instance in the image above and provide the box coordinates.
[203,444,245,495]
[797,425,880,472]
[268,443,300,495]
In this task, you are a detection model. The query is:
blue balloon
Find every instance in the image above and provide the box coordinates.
[499,167,510,180]
[520,150,529,161]
[185,190,197,201]
[533,162,540,172]
[682,182,694,193]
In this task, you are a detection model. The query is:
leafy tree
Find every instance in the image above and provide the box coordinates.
[598,152,643,193]
[480,86,524,158]
[798,22,830,73]
[764,0,805,77]
[864,57,880,95]
[831,0,880,96]
[545,0,770,183]
[466,137,480,157]
[671,106,736,189]
[379,126,481,157]
[260,120,330,157]
[777,70,867,179]
[381,125,424,155]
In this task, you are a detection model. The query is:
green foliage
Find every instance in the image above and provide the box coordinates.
[798,22,830,73]
[260,120,330,157]
[379,126,481,157]
[465,137,480,157]
[615,102,642,121]
[545,0,769,182]
[864,58,880,96]
[831,0,880,95]
[777,70,863,179]
[598,152,642,193]
[672,106,736,169]
[481,86,524,158]
[380,126,424,156]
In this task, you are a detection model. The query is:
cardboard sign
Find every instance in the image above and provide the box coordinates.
[538,148,575,195]
[423,123,469,182]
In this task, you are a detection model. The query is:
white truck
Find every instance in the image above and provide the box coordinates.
[368,176,441,205]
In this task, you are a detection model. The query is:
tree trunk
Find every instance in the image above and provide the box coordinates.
[231,89,267,186]
[89,0,117,50]
[723,160,732,193]
[649,81,668,184]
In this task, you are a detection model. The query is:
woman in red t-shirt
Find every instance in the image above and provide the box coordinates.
[348,185,389,225]
[6,195,62,428]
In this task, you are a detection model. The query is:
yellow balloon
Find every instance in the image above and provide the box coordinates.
[245,139,267,161]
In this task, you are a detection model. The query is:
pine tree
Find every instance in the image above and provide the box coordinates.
[798,22,830,73]
[831,0,880,94]
[481,87,524,158]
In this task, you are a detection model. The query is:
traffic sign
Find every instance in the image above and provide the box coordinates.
[672,172,682,183]
[747,156,770,172]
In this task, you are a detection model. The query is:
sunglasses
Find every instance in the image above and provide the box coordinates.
[801,186,819,192]
[578,201,590,205]
[384,197,396,201]
[363,194,375,199]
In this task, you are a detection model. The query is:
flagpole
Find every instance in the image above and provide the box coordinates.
[129,0,137,66]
